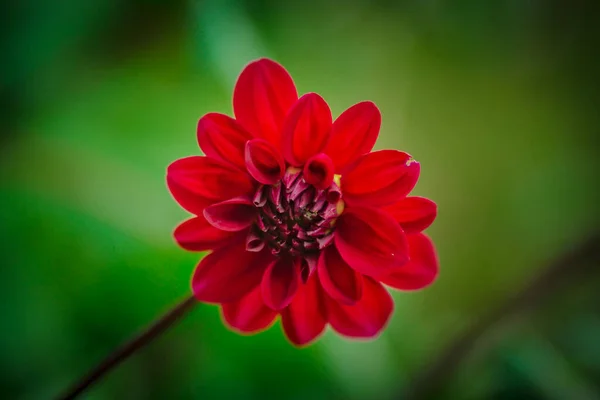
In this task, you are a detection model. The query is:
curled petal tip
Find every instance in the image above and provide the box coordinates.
[245,138,286,185]
[303,153,335,190]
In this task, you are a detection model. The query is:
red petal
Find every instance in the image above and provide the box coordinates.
[222,285,277,333]
[324,101,381,173]
[381,233,439,291]
[341,150,420,207]
[383,196,437,233]
[192,237,272,303]
[281,93,332,166]
[261,257,301,310]
[233,58,298,147]
[335,206,409,278]
[318,245,363,305]
[245,138,285,185]
[174,215,235,251]
[203,197,256,232]
[303,153,334,190]
[281,274,327,346]
[327,277,393,338]
[167,156,255,215]
[245,230,265,252]
[197,113,254,169]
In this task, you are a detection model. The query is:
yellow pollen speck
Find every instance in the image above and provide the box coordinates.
[333,174,342,188]
[287,166,302,174]
[336,199,345,216]
[405,157,417,166]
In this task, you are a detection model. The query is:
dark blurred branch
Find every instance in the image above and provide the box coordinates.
[57,295,197,400]
[401,230,600,400]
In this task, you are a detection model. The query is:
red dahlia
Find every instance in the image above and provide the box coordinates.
[167,59,438,346]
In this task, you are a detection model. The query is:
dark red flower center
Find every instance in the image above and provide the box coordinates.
[249,168,343,256]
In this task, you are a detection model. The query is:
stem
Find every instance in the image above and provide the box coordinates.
[57,295,197,400]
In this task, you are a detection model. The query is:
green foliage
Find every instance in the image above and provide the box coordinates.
[1,0,598,398]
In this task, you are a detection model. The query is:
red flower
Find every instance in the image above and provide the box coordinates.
[167,59,439,346]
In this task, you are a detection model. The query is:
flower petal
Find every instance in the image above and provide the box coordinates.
[381,233,439,291]
[245,138,285,185]
[167,156,255,215]
[335,206,409,277]
[341,150,420,207]
[245,230,265,252]
[281,274,327,346]
[318,245,363,305]
[303,153,335,190]
[233,58,298,147]
[192,237,272,303]
[324,101,381,172]
[222,285,277,333]
[261,257,301,310]
[203,197,256,232]
[281,93,332,166]
[197,113,254,169]
[174,215,235,251]
[383,196,437,233]
[327,277,393,338]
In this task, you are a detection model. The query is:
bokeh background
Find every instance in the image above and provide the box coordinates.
[1,1,599,399]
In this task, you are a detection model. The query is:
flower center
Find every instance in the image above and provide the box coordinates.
[250,168,343,256]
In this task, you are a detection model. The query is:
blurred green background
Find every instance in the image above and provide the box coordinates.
[1,1,599,399]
